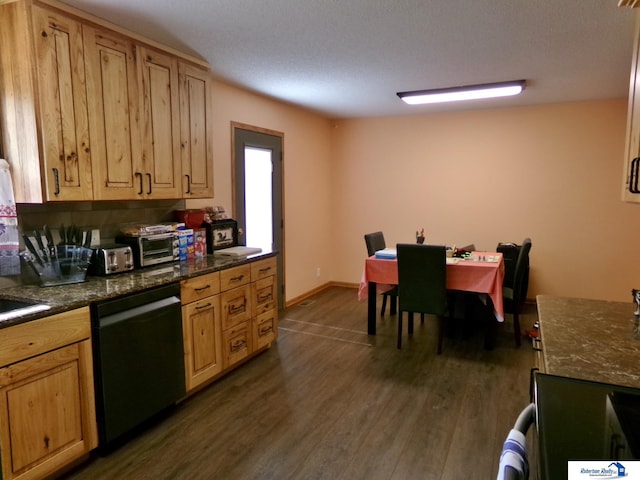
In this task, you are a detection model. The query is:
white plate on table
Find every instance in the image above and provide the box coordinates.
[446,257,460,264]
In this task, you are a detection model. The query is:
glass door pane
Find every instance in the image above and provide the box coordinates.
[244,146,273,251]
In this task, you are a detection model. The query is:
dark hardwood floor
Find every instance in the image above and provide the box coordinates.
[63,286,538,480]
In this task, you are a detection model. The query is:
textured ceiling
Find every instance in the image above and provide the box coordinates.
[59,0,638,118]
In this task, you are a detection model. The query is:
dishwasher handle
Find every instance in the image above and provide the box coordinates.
[98,295,180,328]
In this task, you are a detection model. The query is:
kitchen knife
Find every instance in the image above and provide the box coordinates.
[33,230,49,264]
[23,234,44,267]
[43,225,55,250]
[83,229,92,249]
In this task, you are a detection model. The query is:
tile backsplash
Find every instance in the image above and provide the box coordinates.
[17,199,185,241]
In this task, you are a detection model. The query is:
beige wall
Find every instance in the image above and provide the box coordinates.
[186,80,334,302]
[331,99,640,303]
[10,78,638,304]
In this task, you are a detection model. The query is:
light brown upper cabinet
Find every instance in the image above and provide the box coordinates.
[83,26,142,200]
[0,0,212,203]
[0,3,93,202]
[140,47,183,199]
[622,11,640,202]
[179,62,214,198]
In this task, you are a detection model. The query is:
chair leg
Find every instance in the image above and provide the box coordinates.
[381,294,387,316]
[437,315,444,354]
[397,311,403,349]
[390,295,397,315]
[408,312,414,335]
[513,311,522,348]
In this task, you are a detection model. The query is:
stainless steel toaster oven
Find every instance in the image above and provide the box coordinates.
[114,232,179,268]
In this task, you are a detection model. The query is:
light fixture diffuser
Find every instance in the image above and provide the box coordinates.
[397,80,526,105]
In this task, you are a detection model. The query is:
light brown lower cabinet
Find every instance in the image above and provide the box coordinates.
[0,307,97,480]
[180,256,278,392]
[181,271,223,391]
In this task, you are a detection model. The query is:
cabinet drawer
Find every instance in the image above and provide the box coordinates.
[251,257,277,281]
[0,307,90,367]
[181,272,220,304]
[253,310,277,350]
[252,276,276,317]
[220,264,251,291]
[220,285,252,330]
[222,321,252,369]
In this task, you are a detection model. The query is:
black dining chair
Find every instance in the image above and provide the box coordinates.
[502,238,532,347]
[364,231,397,316]
[396,243,448,352]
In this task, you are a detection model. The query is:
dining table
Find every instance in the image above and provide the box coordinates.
[358,251,505,337]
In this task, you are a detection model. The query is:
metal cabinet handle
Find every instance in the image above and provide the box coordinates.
[184,174,191,194]
[146,173,152,194]
[135,172,143,194]
[630,157,640,193]
[230,274,245,282]
[194,285,211,292]
[195,302,212,311]
[259,267,272,273]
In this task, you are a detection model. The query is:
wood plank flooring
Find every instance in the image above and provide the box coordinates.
[62,286,539,480]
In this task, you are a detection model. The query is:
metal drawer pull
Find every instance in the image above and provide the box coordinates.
[230,274,245,282]
[195,302,212,310]
[230,340,246,352]
[259,267,272,273]
[257,292,273,302]
[194,284,211,292]
[228,300,246,314]
[259,325,274,336]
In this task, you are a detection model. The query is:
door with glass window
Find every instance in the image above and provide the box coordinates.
[233,125,284,308]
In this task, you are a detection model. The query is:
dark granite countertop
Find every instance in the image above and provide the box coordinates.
[0,251,276,330]
[537,294,640,389]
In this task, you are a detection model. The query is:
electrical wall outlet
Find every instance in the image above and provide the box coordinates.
[316,267,321,278]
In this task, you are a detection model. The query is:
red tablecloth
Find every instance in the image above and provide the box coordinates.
[358,252,505,321]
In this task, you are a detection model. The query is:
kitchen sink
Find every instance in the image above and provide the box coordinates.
[0,299,51,323]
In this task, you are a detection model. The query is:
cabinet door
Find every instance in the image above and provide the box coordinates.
[0,341,97,480]
[84,26,142,200]
[182,295,223,391]
[33,6,93,201]
[179,62,214,198]
[623,11,640,202]
[139,46,182,199]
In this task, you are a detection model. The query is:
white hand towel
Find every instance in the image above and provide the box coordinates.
[497,429,529,480]
[0,159,20,276]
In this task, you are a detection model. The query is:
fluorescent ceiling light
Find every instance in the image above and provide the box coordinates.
[397,80,526,105]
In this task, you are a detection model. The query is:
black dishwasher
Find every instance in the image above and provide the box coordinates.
[91,283,185,449]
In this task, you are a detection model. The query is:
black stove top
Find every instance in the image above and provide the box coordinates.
[535,374,640,480]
